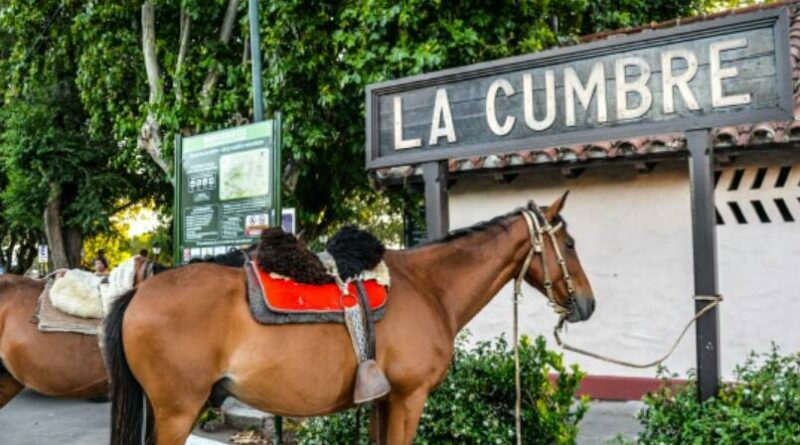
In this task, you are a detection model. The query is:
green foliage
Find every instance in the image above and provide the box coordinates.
[0,0,704,259]
[580,0,706,35]
[295,335,588,445]
[627,347,800,445]
[0,0,167,268]
[0,162,39,273]
[259,0,703,239]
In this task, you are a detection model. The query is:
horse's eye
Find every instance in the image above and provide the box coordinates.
[565,238,575,249]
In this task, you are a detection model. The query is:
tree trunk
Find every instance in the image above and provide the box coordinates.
[175,7,192,102]
[65,226,83,269]
[43,181,70,269]
[200,0,240,114]
[138,0,171,177]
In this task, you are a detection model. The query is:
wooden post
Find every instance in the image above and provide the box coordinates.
[686,129,721,401]
[422,161,449,240]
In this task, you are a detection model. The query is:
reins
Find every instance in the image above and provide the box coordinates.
[553,294,723,369]
[511,202,725,445]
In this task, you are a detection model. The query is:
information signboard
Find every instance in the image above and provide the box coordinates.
[174,120,282,263]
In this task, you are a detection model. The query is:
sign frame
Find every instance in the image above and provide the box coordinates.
[365,7,792,170]
[173,117,283,264]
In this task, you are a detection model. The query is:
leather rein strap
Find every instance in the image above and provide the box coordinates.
[512,203,575,445]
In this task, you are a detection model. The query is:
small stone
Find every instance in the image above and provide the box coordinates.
[200,419,224,433]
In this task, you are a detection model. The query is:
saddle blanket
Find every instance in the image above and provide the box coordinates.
[34,279,101,336]
[245,261,388,325]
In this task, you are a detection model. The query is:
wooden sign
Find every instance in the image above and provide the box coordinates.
[365,8,793,169]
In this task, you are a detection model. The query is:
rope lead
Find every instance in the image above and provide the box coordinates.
[553,295,723,369]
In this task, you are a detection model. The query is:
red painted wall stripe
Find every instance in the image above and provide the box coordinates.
[550,374,687,400]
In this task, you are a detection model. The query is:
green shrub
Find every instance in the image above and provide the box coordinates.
[631,346,800,445]
[296,334,587,444]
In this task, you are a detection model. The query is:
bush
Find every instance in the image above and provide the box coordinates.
[630,346,800,445]
[295,334,587,444]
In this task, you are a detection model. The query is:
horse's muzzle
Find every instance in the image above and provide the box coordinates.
[568,295,595,322]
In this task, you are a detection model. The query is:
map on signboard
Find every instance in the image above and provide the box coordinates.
[219,149,270,201]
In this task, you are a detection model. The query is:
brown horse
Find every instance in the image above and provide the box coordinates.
[0,256,155,410]
[106,193,596,445]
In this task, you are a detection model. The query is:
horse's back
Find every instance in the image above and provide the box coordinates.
[0,274,106,397]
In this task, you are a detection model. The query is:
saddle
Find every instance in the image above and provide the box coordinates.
[245,226,392,404]
[246,261,389,324]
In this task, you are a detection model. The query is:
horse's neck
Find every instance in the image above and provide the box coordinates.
[412,216,531,337]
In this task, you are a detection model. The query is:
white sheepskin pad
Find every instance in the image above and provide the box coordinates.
[50,270,104,319]
[49,257,140,319]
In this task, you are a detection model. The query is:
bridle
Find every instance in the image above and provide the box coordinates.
[511,201,577,445]
[514,201,576,319]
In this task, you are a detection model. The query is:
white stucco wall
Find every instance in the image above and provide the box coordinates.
[450,155,800,380]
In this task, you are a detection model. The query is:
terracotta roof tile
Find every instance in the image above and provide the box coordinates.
[374,3,800,181]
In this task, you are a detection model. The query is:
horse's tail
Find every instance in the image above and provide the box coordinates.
[104,289,150,445]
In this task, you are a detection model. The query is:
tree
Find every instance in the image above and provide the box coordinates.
[256,0,709,239]
[70,0,711,242]
[0,0,706,261]
[0,163,40,274]
[0,1,162,269]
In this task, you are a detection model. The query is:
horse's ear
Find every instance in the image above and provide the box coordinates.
[545,190,570,220]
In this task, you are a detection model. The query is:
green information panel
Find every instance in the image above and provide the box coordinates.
[174,120,281,263]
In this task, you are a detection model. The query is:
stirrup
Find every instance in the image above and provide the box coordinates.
[353,359,390,404]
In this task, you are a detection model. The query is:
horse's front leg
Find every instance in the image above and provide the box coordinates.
[0,371,24,409]
[385,389,429,445]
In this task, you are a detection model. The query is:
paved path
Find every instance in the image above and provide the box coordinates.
[0,390,222,445]
[0,390,643,444]
[577,401,643,445]
[0,390,109,445]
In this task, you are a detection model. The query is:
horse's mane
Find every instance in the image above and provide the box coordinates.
[415,207,524,247]
[416,205,565,247]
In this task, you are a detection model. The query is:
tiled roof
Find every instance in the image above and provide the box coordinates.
[374,2,800,182]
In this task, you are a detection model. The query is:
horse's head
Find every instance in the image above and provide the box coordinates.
[522,191,595,324]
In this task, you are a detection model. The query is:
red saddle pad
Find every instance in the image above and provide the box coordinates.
[253,262,388,314]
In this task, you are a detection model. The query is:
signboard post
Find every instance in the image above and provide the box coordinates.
[174,120,282,264]
[365,8,793,400]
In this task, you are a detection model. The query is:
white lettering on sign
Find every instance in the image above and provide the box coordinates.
[615,57,653,120]
[661,49,700,113]
[387,36,764,153]
[710,38,751,107]
[523,71,556,131]
[429,88,457,145]
[564,62,608,126]
[393,96,421,150]
[486,79,516,136]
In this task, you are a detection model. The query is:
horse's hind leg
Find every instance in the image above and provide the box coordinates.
[0,371,24,409]
[150,392,208,445]
[140,363,215,444]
